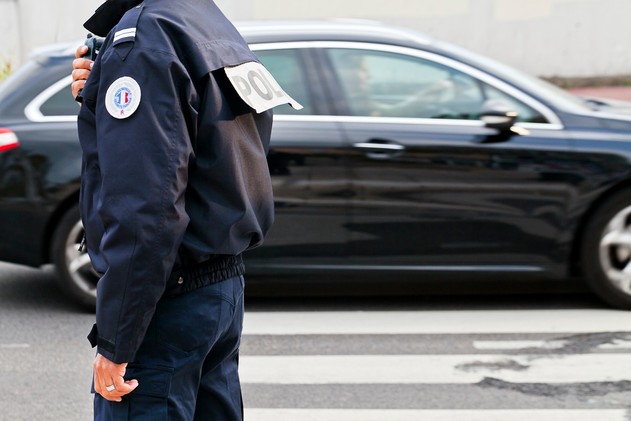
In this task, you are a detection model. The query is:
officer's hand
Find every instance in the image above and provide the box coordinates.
[93,353,139,402]
[71,45,93,101]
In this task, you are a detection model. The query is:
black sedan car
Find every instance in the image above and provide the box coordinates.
[2,20,631,309]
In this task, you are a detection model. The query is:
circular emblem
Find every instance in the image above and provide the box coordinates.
[105,76,141,119]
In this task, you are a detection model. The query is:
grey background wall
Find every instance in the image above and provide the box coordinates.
[2,0,630,80]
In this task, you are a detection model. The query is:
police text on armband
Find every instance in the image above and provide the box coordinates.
[225,62,303,113]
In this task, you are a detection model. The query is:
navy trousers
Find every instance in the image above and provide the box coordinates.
[94,275,245,420]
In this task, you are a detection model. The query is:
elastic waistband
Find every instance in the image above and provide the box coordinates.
[165,254,245,297]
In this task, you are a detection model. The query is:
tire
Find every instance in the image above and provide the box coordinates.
[51,204,98,310]
[581,188,631,310]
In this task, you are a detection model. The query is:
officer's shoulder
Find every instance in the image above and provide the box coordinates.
[110,5,178,61]
[110,5,144,50]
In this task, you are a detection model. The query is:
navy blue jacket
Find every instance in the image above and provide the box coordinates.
[78,0,279,363]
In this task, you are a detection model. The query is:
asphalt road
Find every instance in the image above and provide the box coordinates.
[1,262,631,420]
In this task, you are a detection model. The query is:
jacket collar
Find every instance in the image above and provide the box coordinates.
[84,0,143,36]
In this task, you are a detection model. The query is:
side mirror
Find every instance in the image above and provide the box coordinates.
[481,99,518,132]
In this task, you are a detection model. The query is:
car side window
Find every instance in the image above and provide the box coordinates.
[481,83,547,123]
[255,49,313,115]
[326,48,546,123]
[39,85,80,117]
[327,48,477,119]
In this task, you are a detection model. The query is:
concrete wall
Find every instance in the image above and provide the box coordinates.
[216,0,631,79]
[0,0,101,71]
[0,0,22,70]
[3,0,631,79]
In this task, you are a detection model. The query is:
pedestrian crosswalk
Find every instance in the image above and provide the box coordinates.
[240,309,631,420]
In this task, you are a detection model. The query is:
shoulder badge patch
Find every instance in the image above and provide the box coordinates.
[225,61,303,114]
[105,76,142,119]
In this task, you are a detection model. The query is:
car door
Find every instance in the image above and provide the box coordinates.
[321,43,576,274]
[244,45,353,275]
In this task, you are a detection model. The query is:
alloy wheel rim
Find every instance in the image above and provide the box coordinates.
[64,220,98,297]
[599,205,631,295]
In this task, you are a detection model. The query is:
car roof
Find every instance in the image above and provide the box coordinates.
[40,19,436,61]
[236,19,434,48]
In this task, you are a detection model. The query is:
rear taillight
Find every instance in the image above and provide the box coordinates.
[0,128,19,152]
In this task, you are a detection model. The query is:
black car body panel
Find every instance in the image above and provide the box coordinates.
[4,21,631,307]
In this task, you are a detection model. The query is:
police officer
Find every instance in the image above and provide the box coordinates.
[72,0,300,419]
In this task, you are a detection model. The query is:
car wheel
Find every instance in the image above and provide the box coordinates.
[51,204,98,309]
[581,189,631,309]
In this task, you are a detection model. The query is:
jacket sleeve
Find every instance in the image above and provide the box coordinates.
[91,46,194,363]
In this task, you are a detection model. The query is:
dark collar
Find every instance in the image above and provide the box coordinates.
[83,0,144,36]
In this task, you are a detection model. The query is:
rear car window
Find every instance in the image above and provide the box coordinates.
[39,84,79,117]
[255,49,313,115]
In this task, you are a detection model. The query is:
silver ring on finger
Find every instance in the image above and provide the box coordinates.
[105,384,116,392]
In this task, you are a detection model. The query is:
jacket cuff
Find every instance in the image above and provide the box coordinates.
[86,323,132,364]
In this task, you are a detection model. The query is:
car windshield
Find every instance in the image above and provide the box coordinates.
[437,40,593,114]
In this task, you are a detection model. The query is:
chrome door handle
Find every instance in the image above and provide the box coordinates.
[352,142,405,151]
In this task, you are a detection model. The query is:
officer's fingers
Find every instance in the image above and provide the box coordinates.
[98,378,137,402]
[102,379,126,402]
[72,58,93,72]
[92,355,112,395]
[100,386,123,402]
[113,376,139,397]
[75,45,88,59]
[93,376,111,399]
[72,68,91,84]
[93,366,122,401]
[71,80,85,100]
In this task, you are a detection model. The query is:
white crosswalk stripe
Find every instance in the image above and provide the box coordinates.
[241,308,631,419]
[244,409,629,421]
[241,353,631,384]
[243,309,631,335]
